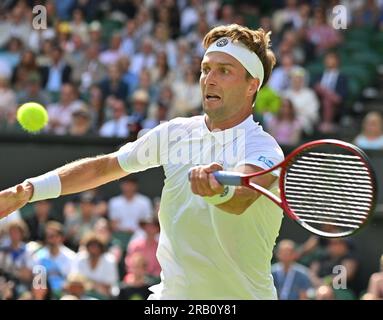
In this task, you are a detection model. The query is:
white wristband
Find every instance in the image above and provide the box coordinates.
[25,171,62,203]
[203,185,235,206]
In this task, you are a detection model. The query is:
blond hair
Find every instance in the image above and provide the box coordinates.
[202,24,276,89]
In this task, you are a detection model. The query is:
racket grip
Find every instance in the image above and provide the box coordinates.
[213,171,243,186]
[188,168,243,186]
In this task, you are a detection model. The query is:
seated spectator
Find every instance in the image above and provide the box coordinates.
[99,63,129,101]
[142,101,169,129]
[354,111,383,150]
[119,253,153,300]
[99,99,130,138]
[23,200,57,243]
[63,273,97,300]
[310,238,358,298]
[68,107,95,136]
[108,176,153,249]
[64,192,100,250]
[0,220,33,297]
[40,45,72,95]
[272,240,313,300]
[0,75,17,123]
[71,233,119,299]
[99,32,124,67]
[128,89,150,140]
[283,66,319,135]
[268,54,296,94]
[365,254,383,300]
[126,216,161,280]
[16,73,51,107]
[46,83,84,135]
[32,222,75,298]
[312,52,348,134]
[306,7,342,55]
[265,99,303,146]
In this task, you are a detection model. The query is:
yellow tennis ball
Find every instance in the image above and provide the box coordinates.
[17,102,49,133]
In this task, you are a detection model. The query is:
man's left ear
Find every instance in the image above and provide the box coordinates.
[248,78,260,97]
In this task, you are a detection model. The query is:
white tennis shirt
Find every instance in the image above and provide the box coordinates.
[117,114,284,299]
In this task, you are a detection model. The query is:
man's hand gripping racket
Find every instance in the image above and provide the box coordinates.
[190,139,377,238]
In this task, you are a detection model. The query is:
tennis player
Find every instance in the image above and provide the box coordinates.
[0,24,284,299]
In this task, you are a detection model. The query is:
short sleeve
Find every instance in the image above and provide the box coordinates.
[116,122,169,173]
[235,132,284,177]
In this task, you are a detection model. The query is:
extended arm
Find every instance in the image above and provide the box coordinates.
[0,152,127,219]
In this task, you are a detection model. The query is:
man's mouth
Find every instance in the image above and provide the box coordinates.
[205,94,221,101]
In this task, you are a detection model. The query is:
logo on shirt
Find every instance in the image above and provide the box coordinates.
[258,156,274,168]
[216,38,229,47]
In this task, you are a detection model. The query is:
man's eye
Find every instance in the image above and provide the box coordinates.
[221,68,229,74]
[201,68,210,74]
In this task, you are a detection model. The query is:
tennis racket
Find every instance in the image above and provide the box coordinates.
[192,139,377,238]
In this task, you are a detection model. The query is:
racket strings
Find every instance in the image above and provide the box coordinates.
[285,150,374,233]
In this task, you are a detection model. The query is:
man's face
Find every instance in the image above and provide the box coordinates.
[200,52,256,122]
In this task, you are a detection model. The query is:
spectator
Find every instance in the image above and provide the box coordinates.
[108,176,152,248]
[365,254,383,300]
[0,220,33,297]
[71,232,119,299]
[23,200,57,243]
[16,73,51,107]
[268,54,296,94]
[32,222,75,298]
[283,66,319,135]
[46,83,83,135]
[265,98,303,146]
[11,50,40,90]
[126,216,161,279]
[99,63,129,101]
[272,239,313,300]
[72,43,107,93]
[119,252,153,300]
[130,37,156,76]
[128,89,150,139]
[99,32,124,67]
[40,46,72,94]
[312,52,348,134]
[0,75,17,123]
[99,99,130,138]
[68,107,95,136]
[306,7,342,55]
[64,192,100,250]
[63,273,97,300]
[310,238,358,298]
[354,111,383,150]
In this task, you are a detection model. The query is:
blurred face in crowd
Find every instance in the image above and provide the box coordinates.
[108,64,121,82]
[9,226,23,244]
[45,228,63,248]
[291,73,305,90]
[276,241,297,265]
[34,200,51,221]
[362,112,383,138]
[120,180,138,198]
[79,200,95,219]
[86,241,103,258]
[127,254,147,277]
[112,99,126,120]
[327,239,349,258]
[200,52,258,124]
[324,53,339,70]
[60,84,76,105]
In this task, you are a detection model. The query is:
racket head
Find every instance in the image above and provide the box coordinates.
[279,139,377,238]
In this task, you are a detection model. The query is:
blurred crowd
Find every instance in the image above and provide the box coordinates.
[1,0,383,300]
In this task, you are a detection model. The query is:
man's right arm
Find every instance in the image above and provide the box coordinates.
[0,151,128,219]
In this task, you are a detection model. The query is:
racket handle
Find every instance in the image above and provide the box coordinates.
[188,168,243,186]
[213,171,243,186]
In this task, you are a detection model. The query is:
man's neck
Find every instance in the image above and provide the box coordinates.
[205,108,252,131]
[49,246,60,256]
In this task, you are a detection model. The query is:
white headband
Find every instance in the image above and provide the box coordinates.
[204,37,264,91]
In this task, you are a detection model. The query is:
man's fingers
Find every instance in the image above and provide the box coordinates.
[205,162,224,173]
[208,173,224,194]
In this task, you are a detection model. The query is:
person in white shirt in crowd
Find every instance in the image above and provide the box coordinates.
[108,176,152,239]
[99,98,130,138]
[268,53,296,94]
[71,232,119,299]
[130,37,156,76]
[32,222,75,298]
[0,24,284,300]
[46,83,84,135]
[283,66,319,135]
[354,111,383,150]
[99,32,124,67]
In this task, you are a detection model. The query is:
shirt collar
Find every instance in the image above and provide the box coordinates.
[201,114,256,145]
